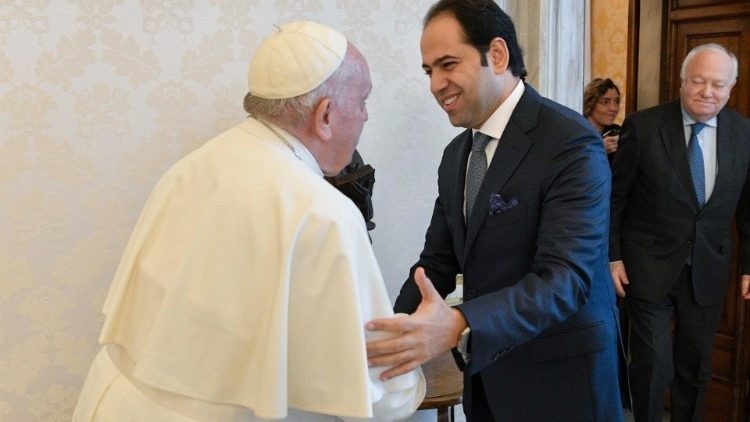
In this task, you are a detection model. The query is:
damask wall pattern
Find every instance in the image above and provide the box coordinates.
[591,0,628,123]
[0,1,453,420]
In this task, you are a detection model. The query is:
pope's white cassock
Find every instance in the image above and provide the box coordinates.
[72,117,426,421]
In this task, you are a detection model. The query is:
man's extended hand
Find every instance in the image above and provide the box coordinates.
[366,267,467,381]
[610,260,629,298]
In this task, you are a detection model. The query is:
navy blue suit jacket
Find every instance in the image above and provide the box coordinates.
[610,100,750,306]
[394,85,624,421]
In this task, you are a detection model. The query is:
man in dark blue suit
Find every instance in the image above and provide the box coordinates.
[365,0,624,420]
[610,43,750,421]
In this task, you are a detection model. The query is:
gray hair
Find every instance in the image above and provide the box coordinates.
[680,43,738,83]
[243,45,360,128]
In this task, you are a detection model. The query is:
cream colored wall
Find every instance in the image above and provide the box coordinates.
[0,1,590,420]
[590,0,629,122]
[0,2,449,420]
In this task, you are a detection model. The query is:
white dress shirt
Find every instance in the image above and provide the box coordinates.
[464,80,526,216]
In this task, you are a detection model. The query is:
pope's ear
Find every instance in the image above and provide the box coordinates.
[488,37,510,74]
[313,98,333,141]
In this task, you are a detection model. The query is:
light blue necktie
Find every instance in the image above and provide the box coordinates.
[466,132,491,218]
[687,122,706,207]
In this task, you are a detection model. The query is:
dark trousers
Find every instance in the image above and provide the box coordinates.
[626,267,723,422]
[464,373,496,421]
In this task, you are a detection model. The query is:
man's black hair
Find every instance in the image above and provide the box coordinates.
[424,0,527,79]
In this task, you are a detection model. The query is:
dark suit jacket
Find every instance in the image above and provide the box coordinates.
[610,100,750,306]
[394,85,623,421]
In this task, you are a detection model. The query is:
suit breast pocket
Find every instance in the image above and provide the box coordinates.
[484,203,526,228]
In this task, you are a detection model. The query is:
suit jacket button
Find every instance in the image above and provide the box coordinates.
[491,352,501,362]
[465,289,476,299]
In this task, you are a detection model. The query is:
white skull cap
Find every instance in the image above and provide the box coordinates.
[248,21,348,99]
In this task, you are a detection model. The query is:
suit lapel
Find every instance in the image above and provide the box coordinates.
[708,109,737,207]
[463,88,538,262]
[452,129,472,263]
[661,102,699,210]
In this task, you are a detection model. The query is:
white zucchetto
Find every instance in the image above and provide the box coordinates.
[248,21,348,99]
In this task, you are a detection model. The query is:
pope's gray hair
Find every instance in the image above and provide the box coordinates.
[680,43,738,83]
[243,45,360,127]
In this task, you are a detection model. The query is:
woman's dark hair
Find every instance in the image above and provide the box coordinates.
[582,78,621,117]
[425,0,527,79]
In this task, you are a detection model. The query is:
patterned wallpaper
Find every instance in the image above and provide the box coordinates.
[0,1,594,420]
[591,0,629,123]
[0,1,453,420]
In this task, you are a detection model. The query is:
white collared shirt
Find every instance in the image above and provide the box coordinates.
[682,109,718,201]
[465,80,525,217]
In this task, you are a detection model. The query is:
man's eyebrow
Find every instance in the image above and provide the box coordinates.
[423,54,458,69]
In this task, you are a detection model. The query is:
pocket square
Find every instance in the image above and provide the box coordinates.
[489,193,518,215]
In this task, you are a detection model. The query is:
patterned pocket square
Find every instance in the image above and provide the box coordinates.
[489,193,518,215]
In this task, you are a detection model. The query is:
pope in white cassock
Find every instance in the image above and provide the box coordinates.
[72,21,426,421]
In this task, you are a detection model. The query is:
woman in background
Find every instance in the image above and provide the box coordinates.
[583,78,622,162]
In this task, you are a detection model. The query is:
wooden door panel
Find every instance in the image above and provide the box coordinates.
[666,19,750,115]
[663,3,750,420]
[704,379,734,420]
[675,0,745,8]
